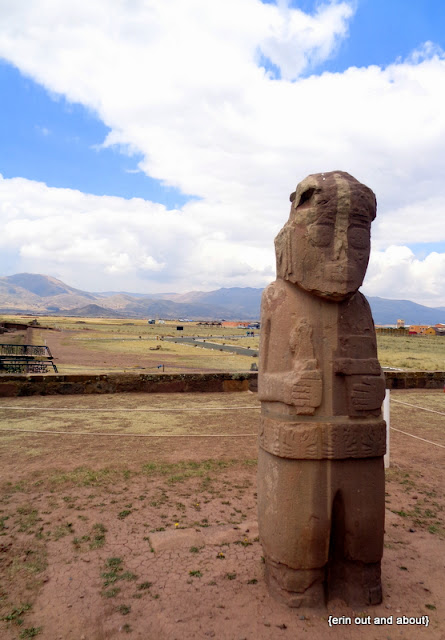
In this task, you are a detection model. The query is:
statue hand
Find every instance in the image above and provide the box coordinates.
[351,376,386,411]
[291,370,322,409]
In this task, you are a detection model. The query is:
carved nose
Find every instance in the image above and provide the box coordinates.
[333,230,348,261]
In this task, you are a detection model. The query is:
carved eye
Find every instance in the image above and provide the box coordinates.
[297,187,315,207]
[308,224,333,247]
[349,227,369,249]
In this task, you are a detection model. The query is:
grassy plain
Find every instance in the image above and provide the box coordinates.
[376,334,445,370]
[1,315,444,372]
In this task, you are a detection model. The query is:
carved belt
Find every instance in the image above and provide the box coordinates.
[259,414,386,460]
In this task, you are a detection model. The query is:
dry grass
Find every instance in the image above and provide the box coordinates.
[1,316,247,338]
[377,334,445,371]
[0,393,261,466]
[2,315,444,372]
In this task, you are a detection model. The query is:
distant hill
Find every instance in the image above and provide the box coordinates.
[0,273,444,324]
[367,297,445,326]
[5,273,95,299]
[54,304,123,318]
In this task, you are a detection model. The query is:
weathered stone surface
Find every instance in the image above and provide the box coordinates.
[0,372,257,396]
[0,370,443,398]
[258,171,386,608]
[150,520,258,552]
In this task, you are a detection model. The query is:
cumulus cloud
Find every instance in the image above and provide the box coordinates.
[0,0,444,304]
[364,247,445,308]
[0,175,273,292]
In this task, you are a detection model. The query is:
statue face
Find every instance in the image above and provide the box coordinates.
[275,172,376,300]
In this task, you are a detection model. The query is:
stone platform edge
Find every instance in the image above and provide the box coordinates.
[0,372,256,397]
[0,371,443,397]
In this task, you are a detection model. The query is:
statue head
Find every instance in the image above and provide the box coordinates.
[275,171,376,301]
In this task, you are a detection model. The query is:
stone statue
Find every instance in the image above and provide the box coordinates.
[258,171,386,608]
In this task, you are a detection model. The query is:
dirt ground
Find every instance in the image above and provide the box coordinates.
[0,389,444,639]
[43,329,254,374]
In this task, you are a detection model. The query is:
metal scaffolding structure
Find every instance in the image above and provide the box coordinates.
[0,344,58,373]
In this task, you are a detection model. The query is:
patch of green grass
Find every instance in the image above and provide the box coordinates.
[116,604,131,615]
[226,573,237,580]
[425,604,436,611]
[53,522,74,540]
[49,467,116,487]
[120,571,137,581]
[1,603,32,624]
[101,557,137,591]
[16,506,40,532]
[391,509,409,518]
[142,460,234,484]
[73,535,90,548]
[137,582,152,590]
[90,523,107,549]
[15,548,47,575]
[118,510,132,520]
[189,570,202,578]
[19,628,42,639]
[102,587,121,598]
[0,515,9,531]
[235,538,252,547]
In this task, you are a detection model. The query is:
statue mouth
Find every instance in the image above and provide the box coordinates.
[325,263,349,282]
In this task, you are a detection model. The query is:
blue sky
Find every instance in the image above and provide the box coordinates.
[0,0,444,305]
[0,61,189,207]
[2,0,445,204]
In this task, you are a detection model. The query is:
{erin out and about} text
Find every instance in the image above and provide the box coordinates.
[328,615,429,627]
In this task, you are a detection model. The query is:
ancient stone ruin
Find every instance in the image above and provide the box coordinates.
[258,171,386,608]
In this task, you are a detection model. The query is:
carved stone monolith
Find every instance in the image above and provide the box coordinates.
[258,171,386,608]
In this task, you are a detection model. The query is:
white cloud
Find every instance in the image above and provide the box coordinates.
[0,1,444,305]
[260,1,354,79]
[0,174,273,292]
[364,246,445,308]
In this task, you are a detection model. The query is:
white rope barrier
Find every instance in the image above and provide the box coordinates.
[390,427,445,449]
[0,406,260,412]
[391,399,445,417]
[0,428,257,437]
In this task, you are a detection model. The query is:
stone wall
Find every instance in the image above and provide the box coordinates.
[0,372,256,397]
[0,370,443,397]
[384,370,445,389]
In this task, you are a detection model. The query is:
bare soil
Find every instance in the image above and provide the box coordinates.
[43,329,254,374]
[0,390,444,640]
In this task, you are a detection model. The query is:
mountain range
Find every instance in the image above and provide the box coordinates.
[0,273,444,325]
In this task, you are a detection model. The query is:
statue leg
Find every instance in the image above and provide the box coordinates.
[327,458,385,606]
[257,448,331,607]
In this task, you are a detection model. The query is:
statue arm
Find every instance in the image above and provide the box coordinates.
[259,368,322,415]
[258,282,322,414]
[335,293,386,414]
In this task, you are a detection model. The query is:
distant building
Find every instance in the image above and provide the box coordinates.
[222,321,250,329]
[396,319,405,328]
[408,325,429,335]
[409,325,445,336]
